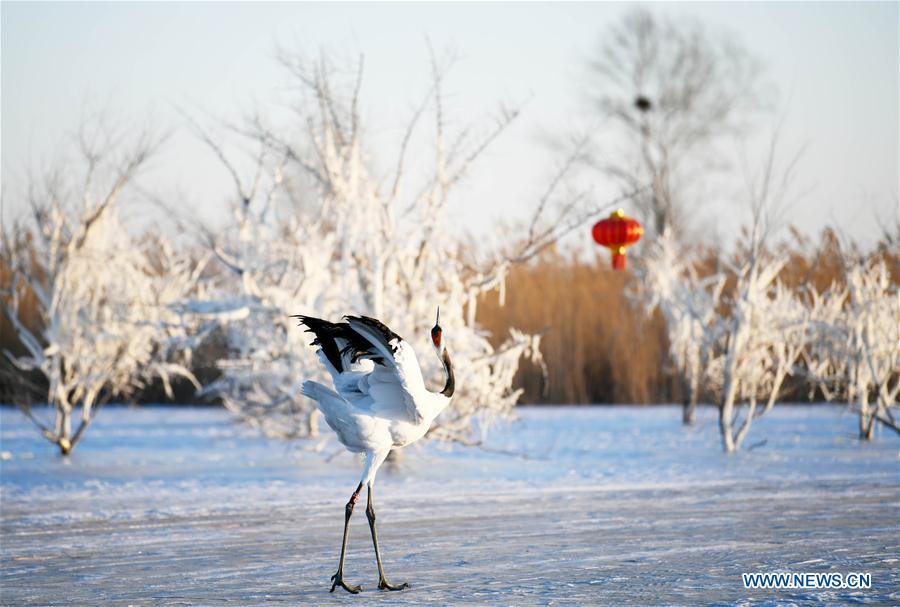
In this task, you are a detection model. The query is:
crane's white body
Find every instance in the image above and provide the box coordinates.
[299,316,452,486]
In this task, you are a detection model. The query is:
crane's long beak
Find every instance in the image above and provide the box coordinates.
[435,306,440,326]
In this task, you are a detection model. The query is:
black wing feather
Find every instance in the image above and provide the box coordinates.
[292,315,346,371]
[293,314,389,369]
[343,315,403,354]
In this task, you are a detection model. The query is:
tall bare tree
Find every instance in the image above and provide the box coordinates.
[587,8,766,237]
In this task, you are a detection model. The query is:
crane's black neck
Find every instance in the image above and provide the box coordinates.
[440,348,455,398]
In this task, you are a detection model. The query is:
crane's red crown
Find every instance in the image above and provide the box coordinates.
[431,325,442,348]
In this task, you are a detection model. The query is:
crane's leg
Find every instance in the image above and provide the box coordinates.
[330,482,363,594]
[366,484,409,591]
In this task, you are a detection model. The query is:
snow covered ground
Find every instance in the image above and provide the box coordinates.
[1,405,898,606]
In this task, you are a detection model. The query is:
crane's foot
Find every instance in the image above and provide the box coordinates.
[378,577,409,591]
[330,571,361,594]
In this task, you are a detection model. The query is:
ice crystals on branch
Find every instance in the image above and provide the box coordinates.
[190,50,610,443]
[2,130,204,455]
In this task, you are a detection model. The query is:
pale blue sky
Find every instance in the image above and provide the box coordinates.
[2,2,898,247]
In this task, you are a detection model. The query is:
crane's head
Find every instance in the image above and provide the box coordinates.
[430,306,443,351]
[431,306,454,398]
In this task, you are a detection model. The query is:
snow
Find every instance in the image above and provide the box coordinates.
[1,405,898,605]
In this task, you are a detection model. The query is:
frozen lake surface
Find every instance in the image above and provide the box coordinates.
[1,405,898,606]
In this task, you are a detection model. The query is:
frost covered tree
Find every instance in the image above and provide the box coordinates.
[714,256,811,452]
[805,258,900,440]
[712,131,809,452]
[636,227,808,448]
[191,50,624,442]
[1,128,204,455]
[635,231,724,424]
[637,127,810,451]
[840,259,899,438]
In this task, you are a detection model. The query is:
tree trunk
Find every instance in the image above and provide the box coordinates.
[681,349,702,425]
[683,372,699,425]
[862,415,876,441]
[859,394,874,441]
[58,438,73,456]
[718,400,736,453]
[54,405,65,438]
[733,395,758,451]
[306,409,319,438]
[682,400,695,425]
[58,405,73,456]
[719,360,740,452]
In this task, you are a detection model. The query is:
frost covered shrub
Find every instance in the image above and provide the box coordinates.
[632,231,725,424]
[192,51,606,443]
[805,258,900,440]
[1,130,204,454]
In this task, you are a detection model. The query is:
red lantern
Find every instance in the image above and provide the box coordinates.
[592,209,644,270]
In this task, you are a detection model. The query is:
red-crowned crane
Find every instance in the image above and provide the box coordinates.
[293,309,454,594]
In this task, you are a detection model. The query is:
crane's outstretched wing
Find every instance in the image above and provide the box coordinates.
[294,314,426,424]
[343,315,428,424]
[299,380,373,453]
